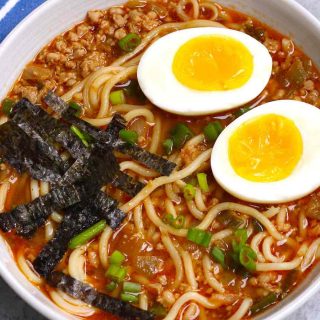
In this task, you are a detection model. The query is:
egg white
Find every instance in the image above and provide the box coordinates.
[137,27,272,116]
[211,100,320,204]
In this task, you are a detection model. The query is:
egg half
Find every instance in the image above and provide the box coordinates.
[211,100,320,203]
[137,27,272,115]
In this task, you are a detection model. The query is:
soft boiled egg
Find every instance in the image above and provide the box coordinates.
[211,100,320,204]
[137,27,272,115]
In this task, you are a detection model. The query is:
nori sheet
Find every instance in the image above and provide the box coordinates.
[33,191,125,277]
[11,99,69,172]
[0,121,63,182]
[112,171,145,197]
[44,92,176,176]
[47,272,155,320]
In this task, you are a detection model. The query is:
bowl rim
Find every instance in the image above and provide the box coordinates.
[0,0,320,320]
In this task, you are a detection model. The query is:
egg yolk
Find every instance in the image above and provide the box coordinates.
[228,114,303,182]
[172,35,254,91]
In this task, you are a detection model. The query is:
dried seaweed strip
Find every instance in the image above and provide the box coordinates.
[34,192,124,276]
[0,122,63,182]
[116,143,176,176]
[112,171,145,197]
[48,272,155,320]
[11,99,69,172]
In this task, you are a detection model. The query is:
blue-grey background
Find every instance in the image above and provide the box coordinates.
[0,0,319,319]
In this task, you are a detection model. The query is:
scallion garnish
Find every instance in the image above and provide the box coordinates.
[120,293,139,303]
[119,129,138,145]
[239,245,257,271]
[106,281,117,292]
[172,215,185,229]
[68,220,106,249]
[163,138,174,155]
[183,183,196,200]
[109,250,126,266]
[170,123,194,149]
[110,90,126,105]
[187,228,212,248]
[235,106,251,118]
[123,281,142,294]
[118,33,141,52]
[70,125,91,147]
[203,121,223,142]
[106,265,127,282]
[150,303,167,317]
[211,247,226,268]
[250,293,279,315]
[197,173,209,192]
[69,101,82,116]
[2,98,14,116]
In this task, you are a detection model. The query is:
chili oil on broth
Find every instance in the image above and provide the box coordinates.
[0,0,320,320]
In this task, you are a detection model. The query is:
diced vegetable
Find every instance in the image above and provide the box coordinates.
[239,245,257,271]
[211,247,226,268]
[252,219,264,232]
[69,101,82,116]
[203,121,223,142]
[110,90,126,105]
[70,125,91,147]
[2,98,14,116]
[120,293,139,303]
[110,250,126,266]
[123,281,142,293]
[216,210,244,229]
[106,281,117,292]
[286,58,308,88]
[232,229,248,253]
[163,139,174,155]
[106,264,127,282]
[118,33,141,52]
[250,293,279,315]
[197,173,209,192]
[150,303,167,317]
[234,106,250,118]
[119,129,138,144]
[172,215,185,229]
[183,183,196,200]
[187,228,212,248]
[281,270,299,296]
[170,123,194,149]
[68,220,107,249]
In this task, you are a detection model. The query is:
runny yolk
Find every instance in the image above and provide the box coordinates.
[172,35,254,91]
[228,114,303,182]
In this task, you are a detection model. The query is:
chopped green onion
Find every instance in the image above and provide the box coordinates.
[70,125,91,147]
[119,129,138,145]
[118,33,141,52]
[203,121,223,142]
[110,90,126,105]
[123,281,142,293]
[250,293,279,315]
[163,213,175,225]
[69,101,82,116]
[183,184,196,200]
[170,123,194,149]
[211,247,225,268]
[150,302,167,317]
[106,265,127,282]
[109,250,126,266]
[232,229,248,253]
[106,281,117,292]
[120,293,139,303]
[2,98,14,116]
[281,270,299,297]
[68,220,106,249]
[172,215,185,229]
[239,245,257,271]
[216,211,244,229]
[187,228,212,248]
[235,106,250,118]
[163,139,174,155]
[197,173,209,192]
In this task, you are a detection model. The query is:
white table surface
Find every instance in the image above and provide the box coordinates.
[0,0,319,319]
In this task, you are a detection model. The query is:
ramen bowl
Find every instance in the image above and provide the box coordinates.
[0,0,320,319]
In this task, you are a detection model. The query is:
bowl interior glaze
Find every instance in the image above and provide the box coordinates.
[0,1,319,319]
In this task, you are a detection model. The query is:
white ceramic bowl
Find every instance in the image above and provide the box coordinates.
[0,1,320,319]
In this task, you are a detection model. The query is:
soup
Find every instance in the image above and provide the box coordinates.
[1,1,320,320]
